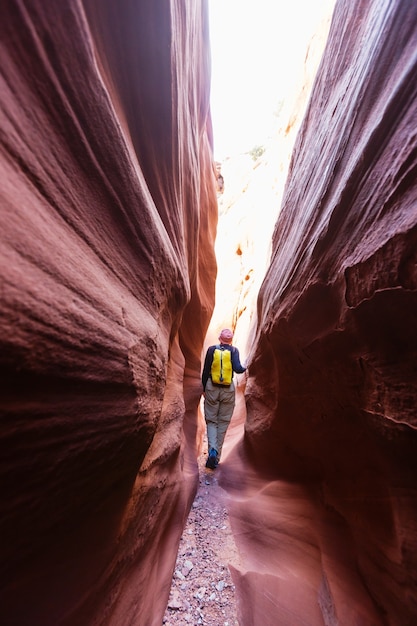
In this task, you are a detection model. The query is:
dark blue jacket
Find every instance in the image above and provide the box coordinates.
[202,342,246,390]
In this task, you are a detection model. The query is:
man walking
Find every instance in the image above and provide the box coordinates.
[201,329,246,469]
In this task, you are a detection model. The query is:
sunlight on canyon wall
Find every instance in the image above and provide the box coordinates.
[206,1,335,358]
[2,1,417,625]
[221,1,417,624]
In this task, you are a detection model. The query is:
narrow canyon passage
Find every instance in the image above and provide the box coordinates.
[164,382,248,625]
[163,443,240,626]
[1,2,417,626]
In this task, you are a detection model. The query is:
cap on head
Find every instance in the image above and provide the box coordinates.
[219,328,233,344]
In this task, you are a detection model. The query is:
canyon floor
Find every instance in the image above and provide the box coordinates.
[163,447,241,626]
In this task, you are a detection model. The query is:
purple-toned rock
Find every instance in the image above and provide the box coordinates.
[0,1,216,624]
[225,1,417,624]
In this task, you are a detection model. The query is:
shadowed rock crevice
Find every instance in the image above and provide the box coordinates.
[1,0,417,625]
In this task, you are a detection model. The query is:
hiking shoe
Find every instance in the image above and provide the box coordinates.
[205,448,218,470]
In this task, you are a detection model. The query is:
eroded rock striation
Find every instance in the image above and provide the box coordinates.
[0,1,216,624]
[224,1,417,624]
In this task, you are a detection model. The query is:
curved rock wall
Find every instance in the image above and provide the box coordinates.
[226,1,417,624]
[0,1,216,624]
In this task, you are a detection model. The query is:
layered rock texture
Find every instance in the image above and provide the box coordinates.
[0,1,216,624]
[3,0,417,625]
[224,0,417,624]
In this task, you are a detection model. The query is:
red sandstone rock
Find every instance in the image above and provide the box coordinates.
[223,0,417,624]
[0,1,216,624]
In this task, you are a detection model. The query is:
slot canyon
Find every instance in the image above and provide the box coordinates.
[1,0,416,625]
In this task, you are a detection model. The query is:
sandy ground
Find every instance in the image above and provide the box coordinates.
[163,436,244,625]
[163,380,247,625]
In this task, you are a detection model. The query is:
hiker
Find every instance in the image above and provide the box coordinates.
[201,328,246,469]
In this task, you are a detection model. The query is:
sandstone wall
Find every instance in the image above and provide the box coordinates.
[0,1,216,624]
[224,1,417,624]
[206,0,335,363]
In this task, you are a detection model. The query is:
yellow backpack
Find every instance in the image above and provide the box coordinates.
[211,345,233,385]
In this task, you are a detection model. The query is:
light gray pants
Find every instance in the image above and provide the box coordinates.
[204,379,235,459]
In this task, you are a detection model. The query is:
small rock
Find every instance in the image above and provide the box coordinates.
[216,580,225,592]
[175,569,185,580]
[168,598,182,610]
[182,560,193,576]
[194,586,206,599]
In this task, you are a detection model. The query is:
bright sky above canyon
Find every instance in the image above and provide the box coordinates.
[208,0,335,160]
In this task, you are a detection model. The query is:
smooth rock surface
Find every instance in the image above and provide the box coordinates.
[3,0,417,625]
[223,1,417,624]
[0,1,216,624]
